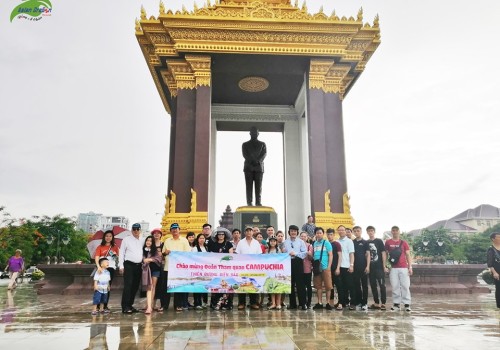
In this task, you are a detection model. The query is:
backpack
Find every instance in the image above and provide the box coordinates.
[388,241,405,266]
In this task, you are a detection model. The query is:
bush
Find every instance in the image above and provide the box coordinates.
[481,269,494,285]
[31,269,45,281]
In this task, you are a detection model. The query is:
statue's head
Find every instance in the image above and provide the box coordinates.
[250,126,259,140]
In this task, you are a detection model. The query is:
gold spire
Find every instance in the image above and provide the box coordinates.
[135,18,141,32]
[159,1,165,14]
[140,5,147,20]
[373,14,380,28]
[357,7,363,21]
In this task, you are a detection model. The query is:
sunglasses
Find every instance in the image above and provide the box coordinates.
[217,232,225,235]
[132,228,140,231]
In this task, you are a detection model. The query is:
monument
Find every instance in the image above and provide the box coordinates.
[242,127,266,207]
[135,0,381,233]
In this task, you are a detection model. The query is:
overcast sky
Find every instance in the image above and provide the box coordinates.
[1,0,499,235]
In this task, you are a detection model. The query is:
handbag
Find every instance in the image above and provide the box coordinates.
[313,241,325,275]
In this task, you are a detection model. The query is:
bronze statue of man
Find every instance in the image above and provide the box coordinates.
[242,127,267,206]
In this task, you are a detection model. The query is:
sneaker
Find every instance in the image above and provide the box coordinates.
[214,305,220,310]
[102,309,110,314]
[312,303,323,310]
[202,303,208,309]
[325,303,333,310]
[391,304,400,311]
[361,305,368,311]
[404,304,411,312]
[195,305,203,310]
[91,310,98,315]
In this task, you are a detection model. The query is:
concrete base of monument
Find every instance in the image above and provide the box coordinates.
[35,264,124,295]
[232,205,277,238]
[408,263,490,294]
[34,263,491,295]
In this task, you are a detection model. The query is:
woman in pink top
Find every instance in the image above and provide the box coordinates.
[6,249,24,290]
[300,232,313,309]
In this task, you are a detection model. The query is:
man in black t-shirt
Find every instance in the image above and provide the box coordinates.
[353,226,370,310]
[366,225,387,310]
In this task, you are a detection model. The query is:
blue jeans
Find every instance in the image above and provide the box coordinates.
[93,291,109,305]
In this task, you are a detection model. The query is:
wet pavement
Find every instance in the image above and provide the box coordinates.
[0,279,498,349]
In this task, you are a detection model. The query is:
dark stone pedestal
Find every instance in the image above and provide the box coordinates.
[35,264,124,295]
[410,264,490,294]
[232,206,277,239]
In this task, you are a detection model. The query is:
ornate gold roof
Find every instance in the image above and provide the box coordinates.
[136,0,381,113]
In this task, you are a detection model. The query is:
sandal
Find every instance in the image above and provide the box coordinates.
[368,304,381,310]
[145,309,152,314]
[176,307,183,311]
[349,305,356,310]
[268,305,276,310]
[335,304,343,311]
[380,304,386,310]
[276,306,282,310]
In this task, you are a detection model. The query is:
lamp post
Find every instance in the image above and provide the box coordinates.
[46,230,71,264]
[422,238,445,264]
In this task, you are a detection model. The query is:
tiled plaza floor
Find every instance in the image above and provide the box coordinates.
[0,280,498,349]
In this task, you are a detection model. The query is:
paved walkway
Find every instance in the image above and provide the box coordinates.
[0,280,498,349]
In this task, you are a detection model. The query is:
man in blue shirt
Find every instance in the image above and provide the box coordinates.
[312,227,333,310]
[282,224,307,310]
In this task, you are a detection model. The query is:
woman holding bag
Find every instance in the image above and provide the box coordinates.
[94,230,119,312]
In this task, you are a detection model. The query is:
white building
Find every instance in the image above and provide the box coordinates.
[100,216,129,231]
[76,212,102,233]
[76,212,130,232]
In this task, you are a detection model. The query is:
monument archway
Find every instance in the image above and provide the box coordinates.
[135,0,380,233]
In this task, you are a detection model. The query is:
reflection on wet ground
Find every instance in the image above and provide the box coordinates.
[0,281,498,349]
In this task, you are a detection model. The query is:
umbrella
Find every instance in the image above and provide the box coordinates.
[87,226,132,258]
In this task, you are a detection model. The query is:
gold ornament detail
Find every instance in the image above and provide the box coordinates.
[169,190,176,213]
[136,0,380,113]
[324,189,331,212]
[238,76,269,92]
[343,193,351,215]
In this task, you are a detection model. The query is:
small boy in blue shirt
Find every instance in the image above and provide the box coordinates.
[92,258,111,315]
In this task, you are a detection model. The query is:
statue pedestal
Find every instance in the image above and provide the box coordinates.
[233,206,277,239]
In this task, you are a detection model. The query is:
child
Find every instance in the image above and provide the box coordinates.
[92,258,111,315]
[266,237,282,310]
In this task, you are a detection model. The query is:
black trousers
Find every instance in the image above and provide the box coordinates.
[289,258,306,307]
[303,272,313,307]
[121,261,141,311]
[353,268,369,305]
[244,171,263,205]
[369,266,387,304]
[194,293,208,306]
[157,270,171,309]
[494,278,500,308]
[337,267,355,307]
[104,268,115,309]
[238,293,258,306]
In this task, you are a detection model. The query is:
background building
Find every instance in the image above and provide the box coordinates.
[408,204,500,237]
[76,212,131,232]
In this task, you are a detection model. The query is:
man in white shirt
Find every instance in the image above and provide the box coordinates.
[336,225,355,310]
[236,227,262,309]
[119,223,144,313]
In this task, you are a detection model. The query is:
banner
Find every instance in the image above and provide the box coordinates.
[167,252,291,294]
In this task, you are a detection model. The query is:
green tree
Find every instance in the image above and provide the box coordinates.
[0,207,91,266]
[411,228,452,262]
[460,223,500,264]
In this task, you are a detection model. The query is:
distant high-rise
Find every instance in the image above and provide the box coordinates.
[76,212,129,232]
[76,212,102,233]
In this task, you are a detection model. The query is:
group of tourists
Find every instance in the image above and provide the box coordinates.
[87,220,500,315]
